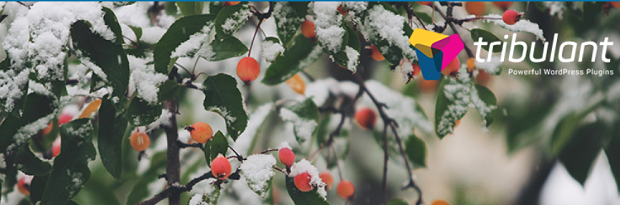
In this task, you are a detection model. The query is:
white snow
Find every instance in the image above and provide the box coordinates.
[313,2,345,54]
[359,4,417,61]
[475,56,503,75]
[344,46,359,73]
[189,178,219,205]
[220,4,252,35]
[261,40,285,62]
[7,111,57,152]
[483,14,546,42]
[289,159,327,199]
[127,55,168,104]
[233,103,273,155]
[544,2,566,20]
[399,60,414,82]
[147,110,173,130]
[240,154,277,198]
[171,24,214,58]
[280,108,317,143]
[140,26,166,44]
[279,141,292,150]
[305,78,340,106]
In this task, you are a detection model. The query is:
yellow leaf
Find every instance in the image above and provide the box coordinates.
[78,99,102,119]
[285,74,306,95]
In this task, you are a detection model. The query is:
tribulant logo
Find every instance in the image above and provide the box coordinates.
[409,29,464,80]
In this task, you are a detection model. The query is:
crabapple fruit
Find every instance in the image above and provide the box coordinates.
[417,2,433,6]
[502,10,522,25]
[17,177,30,195]
[336,180,355,199]
[465,2,487,16]
[294,172,313,192]
[493,2,514,10]
[223,2,240,6]
[130,131,150,152]
[211,154,232,180]
[370,45,385,61]
[355,107,377,130]
[186,122,213,144]
[278,147,295,168]
[431,199,451,205]
[441,57,460,75]
[236,57,260,85]
[319,171,334,190]
[301,20,316,39]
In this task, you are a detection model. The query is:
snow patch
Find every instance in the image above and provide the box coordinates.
[313,2,345,54]
[484,14,546,42]
[344,46,359,72]
[240,154,277,198]
[262,40,285,62]
[280,108,317,143]
[359,4,417,61]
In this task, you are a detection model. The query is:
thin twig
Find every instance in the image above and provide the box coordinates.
[433,4,474,58]
[381,123,389,205]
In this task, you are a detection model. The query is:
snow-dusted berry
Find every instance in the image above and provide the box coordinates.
[186,122,213,144]
[301,20,316,39]
[211,154,232,180]
[236,57,260,85]
[502,10,522,25]
[336,180,355,199]
[294,172,313,192]
[130,131,150,152]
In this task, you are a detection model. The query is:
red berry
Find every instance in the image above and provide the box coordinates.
[355,108,377,130]
[417,2,433,6]
[186,122,213,144]
[17,178,30,195]
[51,137,61,157]
[441,57,460,75]
[223,1,240,6]
[236,57,260,85]
[278,147,295,168]
[319,171,334,190]
[337,5,349,16]
[294,172,313,192]
[502,10,522,25]
[336,180,355,199]
[211,154,232,180]
[58,113,73,125]
[301,20,316,39]
[130,131,150,152]
[413,63,421,76]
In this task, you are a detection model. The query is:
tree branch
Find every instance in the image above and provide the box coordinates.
[381,123,389,205]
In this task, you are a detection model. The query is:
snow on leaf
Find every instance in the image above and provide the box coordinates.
[171,24,214,58]
[217,3,252,36]
[344,46,360,73]
[280,108,317,144]
[359,3,417,61]
[189,178,220,205]
[476,56,502,75]
[363,81,433,136]
[313,2,345,54]
[273,2,306,45]
[240,154,277,198]
[483,14,546,42]
[262,40,285,63]
[128,55,168,104]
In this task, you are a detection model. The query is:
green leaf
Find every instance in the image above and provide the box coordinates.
[405,134,427,168]
[388,199,409,205]
[71,20,130,103]
[98,97,128,180]
[434,79,452,139]
[209,131,228,165]
[605,127,620,193]
[202,74,248,141]
[30,175,48,204]
[176,2,204,16]
[558,122,606,186]
[127,25,142,41]
[550,96,602,155]
[203,139,212,164]
[281,98,319,144]
[157,80,180,102]
[209,2,224,14]
[102,7,124,44]
[331,25,360,71]
[285,176,329,205]
[413,11,432,24]
[214,3,251,38]
[154,14,217,74]
[0,93,57,153]
[16,143,52,176]
[126,151,167,204]
[474,84,497,127]
[470,29,503,53]
[273,2,308,45]
[204,35,248,61]
[127,97,163,126]
[262,35,321,85]
[41,119,96,205]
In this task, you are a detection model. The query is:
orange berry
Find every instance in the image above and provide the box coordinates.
[224,1,240,6]
[236,57,260,85]
[336,180,354,199]
[278,147,295,168]
[17,178,30,195]
[301,20,316,39]
[412,63,421,76]
[476,70,491,86]
[319,171,334,190]
[441,57,460,75]
[294,172,313,192]
[285,74,306,95]
[355,107,377,130]
[41,121,53,136]
[130,131,150,152]
[493,2,514,10]
[612,2,620,8]
[211,154,232,180]
[417,2,433,6]
[431,199,451,205]
[187,122,213,144]
[467,57,476,72]
[337,5,349,15]
[418,78,439,93]
[370,45,385,61]
[465,2,487,16]
[502,10,522,25]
